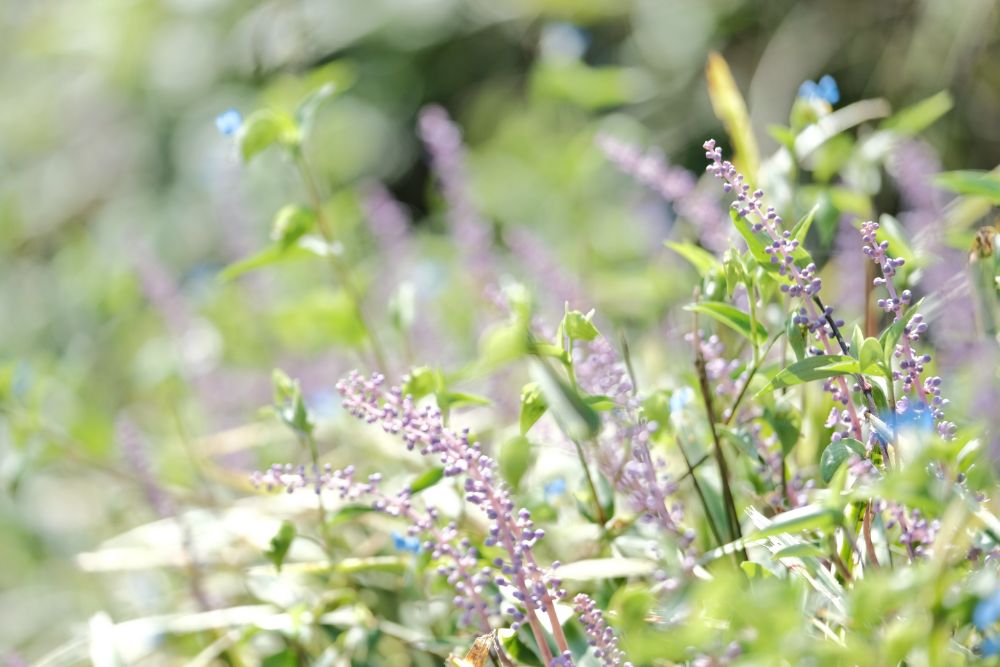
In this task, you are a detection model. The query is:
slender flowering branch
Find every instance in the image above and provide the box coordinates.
[597,134,729,253]
[703,140,865,443]
[418,105,496,286]
[335,371,571,663]
[860,221,956,439]
[573,593,633,667]
[575,339,697,563]
[251,463,497,631]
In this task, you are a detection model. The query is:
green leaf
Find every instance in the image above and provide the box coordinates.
[786,313,807,363]
[262,649,298,667]
[409,467,445,493]
[219,243,304,282]
[772,543,826,559]
[876,214,917,267]
[859,337,883,372]
[934,170,1000,204]
[881,90,953,136]
[740,561,773,579]
[561,309,599,342]
[238,110,300,162]
[555,558,658,581]
[499,435,532,489]
[530,361,601,441]
[333,556,407,574]
[403,367,444,400]
[685,301,767,344]
[764,402,800,456]
[478,320,530,370]
[750,504,841,539]
[706,51,759,176]
[519,382,547,435]
[272,370,313,436]
[819,438,865,483]
[270,205,315,248]
[790,203,819,244]
[296,83,339,133]
[756,355,859,396]
[729,209,811,274]
[665,241,722,275]
[265,520,296,572]
[440,391,491,409]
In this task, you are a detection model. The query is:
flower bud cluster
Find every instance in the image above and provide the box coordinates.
[573,593,633,667]
[860,221,955,439]
[703,139,863,443]
[335,371,571,660]
[575,339,694,558]
[250,463,380,499]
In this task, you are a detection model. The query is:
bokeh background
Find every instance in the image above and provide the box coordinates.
[3,0,1000,661]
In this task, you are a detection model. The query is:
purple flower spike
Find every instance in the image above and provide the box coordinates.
[704,140,864,443]
[335,371,573,663]
[574,593,633,667]
[860,221,956,439]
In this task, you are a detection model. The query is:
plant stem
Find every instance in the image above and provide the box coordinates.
[692,319,746,560]
[675,434,726,551]
[573,439,608,526]
[293,148,388,374]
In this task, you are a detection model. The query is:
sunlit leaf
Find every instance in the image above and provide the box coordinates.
[685,301,767,344]
[820,438,865,483]
[757,355,859,396]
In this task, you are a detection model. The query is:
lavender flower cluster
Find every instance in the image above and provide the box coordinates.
[334,371,572,663]
[597,134,729,253]
[703,140,864,443]
[860,221,956,439]
[250,462,380,498]
[418,105,495,285]
[573,593,633,667]
[575,338,694,560]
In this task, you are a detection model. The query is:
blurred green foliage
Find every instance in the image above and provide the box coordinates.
[3,0,1000,664]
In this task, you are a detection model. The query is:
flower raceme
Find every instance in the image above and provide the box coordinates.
[860,221,956,439]
[703,140,865,444]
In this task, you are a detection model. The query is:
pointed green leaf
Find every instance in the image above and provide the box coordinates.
[499,435,532,489]
[820,438,865,483]
[519,382,547,435]
[409,467,445,493]
[790,203,820,243]
[530,361,600,441]
[561,309,599,342]
[238,110,300,162]
[665,241,721,275]
[685,301,767,344]
[265,520,296,572]
[750,504,841,539]
[934,170,1000,204]
[859,337,883,372]
[881,90,953,136]
[756,355,859,396]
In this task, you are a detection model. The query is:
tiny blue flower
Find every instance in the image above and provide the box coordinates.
[215,109,243,136]
[894,401,934,433]
[670,386,695,414]
[974,589,1000,630]
[544,477,567,500]
[391,531,421,554]
[798,75,840,105]
[983,635,1000,657]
